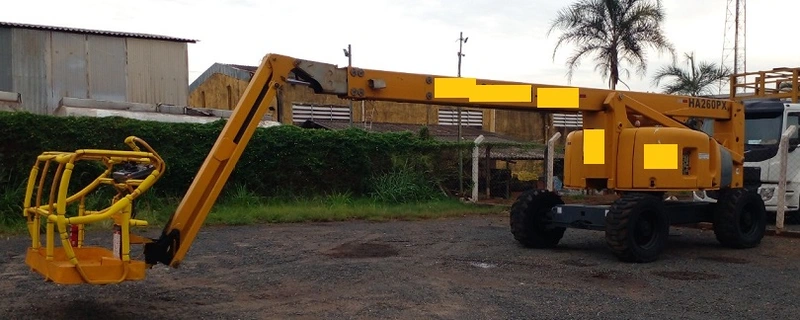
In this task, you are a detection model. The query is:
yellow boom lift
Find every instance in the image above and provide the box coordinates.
[22,53,772,285]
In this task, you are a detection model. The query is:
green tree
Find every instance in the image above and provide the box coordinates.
[548,0,676,90]
[651,52,732,96]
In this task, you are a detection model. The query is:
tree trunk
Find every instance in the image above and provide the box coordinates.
[609,50,619,90]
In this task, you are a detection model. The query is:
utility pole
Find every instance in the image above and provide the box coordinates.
[457,32,468,197]
[344,44,353,126]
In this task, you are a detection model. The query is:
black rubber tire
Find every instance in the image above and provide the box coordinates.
[712,188,766,249]
[605,192,669,263]
[510,189,566,248]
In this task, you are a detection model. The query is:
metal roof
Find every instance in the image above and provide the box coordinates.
[300,120,561,160]
[227,64,304,82]
[228,64,258,72]
[189,63,256,93]
[0,21,198,43]
[302,120,521,143]
[189,63,307,93]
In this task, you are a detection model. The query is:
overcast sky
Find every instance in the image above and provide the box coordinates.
[2,0,797,93]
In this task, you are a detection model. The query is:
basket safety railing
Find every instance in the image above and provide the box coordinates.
[23,136,165,285]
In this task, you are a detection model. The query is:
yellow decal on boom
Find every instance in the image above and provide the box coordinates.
[643,144,678,169]
[536,87,580,108]
[583,129,605,164]
[434,78,531,102]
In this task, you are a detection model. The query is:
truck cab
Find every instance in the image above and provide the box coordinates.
[694,99,800,223]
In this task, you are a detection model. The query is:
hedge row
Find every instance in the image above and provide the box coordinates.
[0,112,466,205]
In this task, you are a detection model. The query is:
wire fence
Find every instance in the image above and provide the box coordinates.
[461,134,557,202]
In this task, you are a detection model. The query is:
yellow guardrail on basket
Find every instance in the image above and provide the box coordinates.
[22,136,165,285]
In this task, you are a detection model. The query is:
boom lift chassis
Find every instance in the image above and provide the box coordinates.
[22,54,769,284]
[512,189,764,263]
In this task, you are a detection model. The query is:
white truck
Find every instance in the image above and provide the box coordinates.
[694,98,800,224]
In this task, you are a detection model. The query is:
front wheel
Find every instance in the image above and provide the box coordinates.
[509,189,566,248]
[605,192,670,263]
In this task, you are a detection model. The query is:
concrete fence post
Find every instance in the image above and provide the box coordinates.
[471,135,485,203]
[776,125,797,233]
[546,132,562,192]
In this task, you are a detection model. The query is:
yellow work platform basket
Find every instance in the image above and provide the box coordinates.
[22,136,164,285]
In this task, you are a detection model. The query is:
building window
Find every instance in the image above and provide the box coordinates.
[200,91,206,108]
[292,104,351,123]
[227,85,234,109]
[553,113,582,128]
[438,108,483,128]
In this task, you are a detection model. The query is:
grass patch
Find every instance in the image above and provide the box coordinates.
[205,197,504,225]
[0,192,506,236]
[0,219,26,235]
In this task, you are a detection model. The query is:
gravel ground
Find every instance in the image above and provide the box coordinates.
[2,214,800,320]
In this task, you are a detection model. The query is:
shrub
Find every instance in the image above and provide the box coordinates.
[0,112,464,222]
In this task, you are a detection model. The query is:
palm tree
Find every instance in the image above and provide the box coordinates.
[651,52,732,96]
[547,0,676,90]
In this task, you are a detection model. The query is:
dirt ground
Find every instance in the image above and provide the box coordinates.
[2,213,800,320]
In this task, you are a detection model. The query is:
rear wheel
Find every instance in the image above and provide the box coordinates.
[510,189,566,248]
[712,188,766,248]
[605,192,669,263]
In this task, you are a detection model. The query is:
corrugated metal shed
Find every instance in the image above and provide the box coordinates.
[126,38,189,106]
[0,28,10,91]
[0,21,197,43]
[50,32,89,105]
[0,21,195,114]
[55,97,279,128]
[11,28,50,114]
[87,36,127,101]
